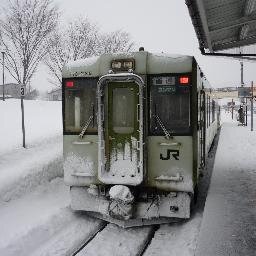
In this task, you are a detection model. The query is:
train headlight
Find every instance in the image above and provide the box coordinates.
[111,59,135,71]
[111,61,122,69]
[123,61,133,69]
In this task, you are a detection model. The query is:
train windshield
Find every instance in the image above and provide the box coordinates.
[64,79,97,133]
[150,76,191,135]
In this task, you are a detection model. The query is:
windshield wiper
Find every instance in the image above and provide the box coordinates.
[154,114,171,140]
[79,115,93,139]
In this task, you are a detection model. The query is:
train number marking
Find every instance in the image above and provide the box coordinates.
[160,149,179,160]
[20,86,25,97]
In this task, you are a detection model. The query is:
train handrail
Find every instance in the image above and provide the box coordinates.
[97,72,145,87]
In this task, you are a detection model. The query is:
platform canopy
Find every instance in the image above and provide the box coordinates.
[186,0,256,53]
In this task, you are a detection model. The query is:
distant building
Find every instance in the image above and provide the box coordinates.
[0,83,20,99]
[48,87,62,101]
[216,86,238,92]
[0,83,39,100]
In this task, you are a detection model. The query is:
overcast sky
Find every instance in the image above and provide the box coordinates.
[2,0,256,91]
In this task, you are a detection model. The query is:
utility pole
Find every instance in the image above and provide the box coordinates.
[1,50,5,101]
[240,61,244,87]
[251,81,254,131]
[231,98,234,119]
[246,98,248,126]
[240,49,246,123]
[20,84,26,148]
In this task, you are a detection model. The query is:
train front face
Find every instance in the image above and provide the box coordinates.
[63,53,196,226]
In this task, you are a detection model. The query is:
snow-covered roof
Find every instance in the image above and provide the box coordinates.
[62,51,194,78]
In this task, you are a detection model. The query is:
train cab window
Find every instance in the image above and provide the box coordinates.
[150,76,191,135]
[64,79,97,133]
[112,88,135,134]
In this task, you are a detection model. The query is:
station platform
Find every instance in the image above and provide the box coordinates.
[196,120,256,256]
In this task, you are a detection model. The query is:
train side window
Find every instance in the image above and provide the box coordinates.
[64,80,97,133]
[212,99,215,122]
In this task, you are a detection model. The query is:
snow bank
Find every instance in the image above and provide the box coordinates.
[0,136,63,202]
[0,99,62,155]
[0,99,63,202]
[0,178,69,249]
[145,214,202,256]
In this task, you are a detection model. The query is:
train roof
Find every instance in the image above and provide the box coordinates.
[62,51,195,78]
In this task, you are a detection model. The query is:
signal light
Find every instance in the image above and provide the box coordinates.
[66,81,74,88]
[179,76,189,85]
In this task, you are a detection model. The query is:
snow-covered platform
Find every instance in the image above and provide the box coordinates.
[0,136,63,202]
[196,120,256,256]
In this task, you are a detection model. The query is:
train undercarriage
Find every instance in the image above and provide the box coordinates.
[70,185,191,227]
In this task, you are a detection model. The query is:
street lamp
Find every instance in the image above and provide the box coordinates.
[1,47,5,101]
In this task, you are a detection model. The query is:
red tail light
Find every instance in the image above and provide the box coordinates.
[66,81,74,88]
[179,76,189,85]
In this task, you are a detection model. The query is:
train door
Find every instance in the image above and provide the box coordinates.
[97,74,144,186]
[199,90,206,168]
[106,82,139,175]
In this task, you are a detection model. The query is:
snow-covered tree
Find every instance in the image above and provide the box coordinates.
[67,17,99,60]
[0,0,59,86]
[45,18,134,87]
[98,30,134,54]
[43,30,68,87]
[44,17,99,86]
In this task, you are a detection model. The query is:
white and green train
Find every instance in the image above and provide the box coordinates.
[62,50,219,227]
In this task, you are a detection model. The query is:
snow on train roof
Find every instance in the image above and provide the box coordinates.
[66,56,100,70]
[62,51,194,78]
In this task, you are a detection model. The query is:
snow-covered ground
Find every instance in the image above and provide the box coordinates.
[196,104,256,256]
[1,99,62,155]
[0,137,62,202]
[0,99,63,203]
[0,98,255,256]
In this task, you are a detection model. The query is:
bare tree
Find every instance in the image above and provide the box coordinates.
[0,0,58,86]
[44,17,99,86]
[45,18,134,87]
[44,30,68,86]
[67,17,99,60]
[98,30,134,54]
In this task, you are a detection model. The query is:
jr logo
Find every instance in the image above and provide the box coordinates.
[160,149,180,160]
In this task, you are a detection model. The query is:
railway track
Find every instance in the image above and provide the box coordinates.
[73,223,158,256]
[72,223,107,256]
[21,214,158,256]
